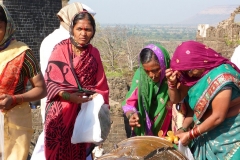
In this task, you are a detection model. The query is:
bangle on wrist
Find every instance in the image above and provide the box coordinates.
[62,92,70,100]
[17,95,24,104]
[197,126,202,135]
[188,130,194,139]
[188,126,201,140]
[177,127,188,132]
[167,81,177,89]
[191,129,195,138]
[193,126,201,137]
[168,86,177,89]
[11,95,17,105]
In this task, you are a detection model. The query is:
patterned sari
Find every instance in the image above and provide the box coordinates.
[170,41,240,160]
[44,39,109,160]
[122,44,172,136]
[186,64,240,160]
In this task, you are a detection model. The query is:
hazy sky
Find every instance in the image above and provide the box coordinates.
[69,0,239,24]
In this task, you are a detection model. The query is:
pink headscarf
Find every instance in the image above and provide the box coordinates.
[170,40,240,86]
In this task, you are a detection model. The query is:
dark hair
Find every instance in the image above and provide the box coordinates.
[139,48,159,64]
[0,6,7,23]
[72,12,96,38]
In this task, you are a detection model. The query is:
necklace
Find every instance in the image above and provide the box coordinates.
[72,45,82,57]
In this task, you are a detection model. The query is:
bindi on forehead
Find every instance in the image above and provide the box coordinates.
[144,66,161,72]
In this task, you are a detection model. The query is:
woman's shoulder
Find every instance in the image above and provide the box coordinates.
[89,44,101,58]
[90,44,100,54]
[54,39,70,48]
[11,40,29,48]
[6,40,30,54]
[50,39,70,54]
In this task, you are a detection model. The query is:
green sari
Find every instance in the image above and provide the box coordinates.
[186,64,240,160]
[122,44,171,136]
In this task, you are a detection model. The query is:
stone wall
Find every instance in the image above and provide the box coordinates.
[0,0,62,61]
[196,6,240,58]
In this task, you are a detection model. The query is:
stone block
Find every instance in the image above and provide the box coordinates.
[1,0,62,62]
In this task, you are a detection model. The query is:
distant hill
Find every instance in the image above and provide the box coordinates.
[178,5,240,26]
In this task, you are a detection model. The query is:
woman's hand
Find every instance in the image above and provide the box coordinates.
[165,68,178,84]
[175,129,185,135]
[166,69,189,103]
[69,92,92,104]
[0,94,15,110]
[127,112,141,130]
[175,132,190,146]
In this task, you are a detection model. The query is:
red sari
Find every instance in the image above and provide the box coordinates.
[44,39,109,160]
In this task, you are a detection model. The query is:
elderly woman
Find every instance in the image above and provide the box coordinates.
[0,4,47,160]
[44,11,109,159]
[31,3,97,160]
[122,44,172,136]
[166,40,240,159]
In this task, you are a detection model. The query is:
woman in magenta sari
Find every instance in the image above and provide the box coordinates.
[44,12,109,160]
[122,44,172,136]
[167,41,240,159]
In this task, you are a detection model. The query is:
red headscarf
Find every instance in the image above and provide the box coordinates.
[170,40,240,86]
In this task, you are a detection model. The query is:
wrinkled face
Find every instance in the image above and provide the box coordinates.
[0,21,6,42]
[181,69,205,78]
[72,18,94,46]
[142,60,161,82]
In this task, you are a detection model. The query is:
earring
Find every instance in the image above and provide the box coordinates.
[188,70,193,74]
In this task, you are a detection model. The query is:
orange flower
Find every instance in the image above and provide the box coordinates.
[158,130,179,144]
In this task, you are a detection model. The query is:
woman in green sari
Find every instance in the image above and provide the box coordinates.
[167,40,240,160]
[122,44,172,136]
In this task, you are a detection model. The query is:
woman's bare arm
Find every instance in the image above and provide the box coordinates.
[18,73,47,103]
[168,83,189,104]
[182,102,194,129]
[175,89,232,146]
[176,102,193,134]
[197,89,231,134]
[0,73,47,110]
